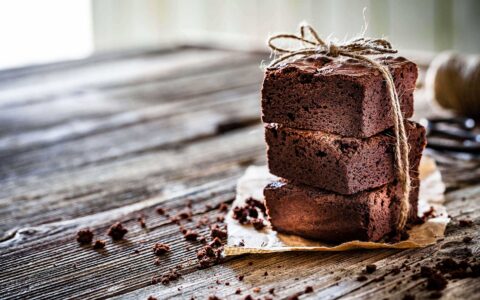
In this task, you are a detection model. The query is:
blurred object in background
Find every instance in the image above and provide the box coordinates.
[0,0,479,70]
[426,52,480,119]
[0,0,92,69]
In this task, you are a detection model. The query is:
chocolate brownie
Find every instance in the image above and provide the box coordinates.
[265,120,426,195]
[262,55,417,137]
[264,178,420,243]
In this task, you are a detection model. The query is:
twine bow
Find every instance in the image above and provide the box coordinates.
[268,24,411,231]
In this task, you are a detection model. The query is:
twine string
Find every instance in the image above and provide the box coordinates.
[268,24,410,231]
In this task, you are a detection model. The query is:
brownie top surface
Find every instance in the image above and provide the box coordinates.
[266,55,413,77]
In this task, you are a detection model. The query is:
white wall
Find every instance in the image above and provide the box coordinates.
[92,0,480,54]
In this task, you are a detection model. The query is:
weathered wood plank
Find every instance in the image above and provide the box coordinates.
[0,48,260,109]
[0,125,265,237]
[0,58,262,138]
[0,179,478,300]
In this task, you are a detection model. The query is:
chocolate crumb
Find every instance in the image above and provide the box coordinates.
[252,218,266,230]
[244,296,253,300]
[366,264,377,273]
[156,207,166,215]
[459,219,473,227]
[184,229,199,241]
[107,222,128,240]
[253,287,260,293]
[403,294,415,300]
[210,237,222,248]
[76,228,93,245]
[426,273,447,290]
[208,296,220,300]
[147,296,157,300]
[391,267,401,275]
[91,239,105,250]
[463,236,472,243]
[153,243,170,256]
[357,275,368,282]
[238,275,244,281]
[235,288,241,294]
[218,203,229,212]
[211,225,227,239]
[429,291,443,299]
[138,217,147,228]
[305,286,313,293]
[269,288,275,295]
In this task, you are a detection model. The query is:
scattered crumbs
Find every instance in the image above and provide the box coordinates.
[76,228,93,245]
[305,286,313,293]
[107,222,128,240]
[156,207,166,215]
[268,288,275,295]
[238,275,244,281]
[235,288,241,294]
[225,282,230,286]
[93,239,106,250]
[153,243,171,256]
[356,275,368,282]
[151,269,180,285]
[366,264,377,274]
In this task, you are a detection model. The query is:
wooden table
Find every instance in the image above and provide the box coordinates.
[0,46,478,300]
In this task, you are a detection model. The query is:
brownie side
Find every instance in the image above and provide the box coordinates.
[264,180,393,243]
[265,121,426,195]
[264,178,420,243]
[261,55,417,138]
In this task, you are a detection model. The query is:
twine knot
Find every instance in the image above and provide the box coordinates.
[267,24,412,232]
[328,43,339,57]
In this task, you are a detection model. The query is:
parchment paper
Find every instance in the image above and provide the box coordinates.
[224,156,448,256]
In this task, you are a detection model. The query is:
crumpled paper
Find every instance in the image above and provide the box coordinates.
[224,156,448,256]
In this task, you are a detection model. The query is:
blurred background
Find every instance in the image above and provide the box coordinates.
[1,0,479,70]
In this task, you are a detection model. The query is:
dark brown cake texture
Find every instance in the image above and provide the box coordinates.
[264,177,420,243]
[262,55,418,138]
[265,120,426,195]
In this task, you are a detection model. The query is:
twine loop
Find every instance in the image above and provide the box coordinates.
[267,24,411,231]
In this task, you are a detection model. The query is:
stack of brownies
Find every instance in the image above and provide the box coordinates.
[261,55,426,243]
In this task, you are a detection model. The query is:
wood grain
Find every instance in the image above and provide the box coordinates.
[0,46,478,300]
